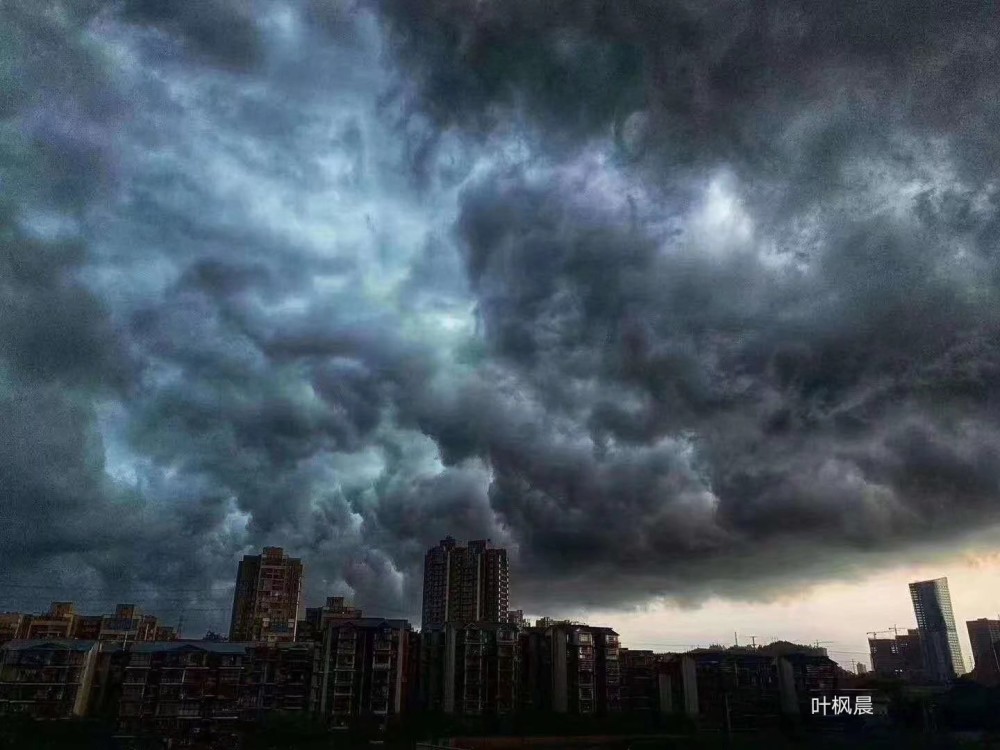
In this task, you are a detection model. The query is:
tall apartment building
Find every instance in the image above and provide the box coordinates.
[868,629,925,682]
[967,618,1000,686]
[909,578,967,682]
[229,547,304,643]
[315,617,416,728]
[421,537,509,629]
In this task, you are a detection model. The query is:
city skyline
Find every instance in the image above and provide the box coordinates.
[4,544,999,678]
[5,0,1000,688]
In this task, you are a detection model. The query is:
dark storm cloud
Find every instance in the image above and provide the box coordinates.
[121,0,264,71]
[379,0,1000,217]
[400,151,1000,607]
[375,0,1000,609]
[6,0,1000,633]
[0,0,485,630]
[0,0,271,626]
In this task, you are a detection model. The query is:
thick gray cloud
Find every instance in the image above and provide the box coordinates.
[2,0,1000,634]
[381,0,1000,605]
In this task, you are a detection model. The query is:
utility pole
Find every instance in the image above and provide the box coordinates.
[748,635,757,648]
[734,632,739,647]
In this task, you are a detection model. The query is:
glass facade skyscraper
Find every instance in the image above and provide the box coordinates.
[909,577,966,682]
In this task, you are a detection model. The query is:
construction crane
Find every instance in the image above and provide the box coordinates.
[866,629,893,641]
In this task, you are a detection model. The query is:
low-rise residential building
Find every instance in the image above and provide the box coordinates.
[117,642,250,733]
[0,603,175,645]
[0,640,100,718]
[315,617,415,728]
[657,645,843,729]
[298,597,364,643]
[24,603,78,640]
[420,622,521,717]
[521,623,621,717]
[620,648,660,716]
[243,642,320,717]
[0,614,27,645]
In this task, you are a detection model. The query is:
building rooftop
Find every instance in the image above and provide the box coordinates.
[1,639,97,652]
[324,617,411,630]
[128,641,252,655]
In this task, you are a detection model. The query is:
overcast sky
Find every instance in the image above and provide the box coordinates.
[3,1,1000,667]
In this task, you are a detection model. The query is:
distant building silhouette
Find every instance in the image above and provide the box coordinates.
[421,537,509,629]
[909,577,966,681]
[0,602,173,644]
[229,547,303,643]
[967,618,1000,686]
[297,596,363,642]
[868,629,925,682]
[657,644,840,729]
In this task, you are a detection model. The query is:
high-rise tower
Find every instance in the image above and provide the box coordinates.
[909,577,966,682]
[421,537,509,629]
[229,547,304,643]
